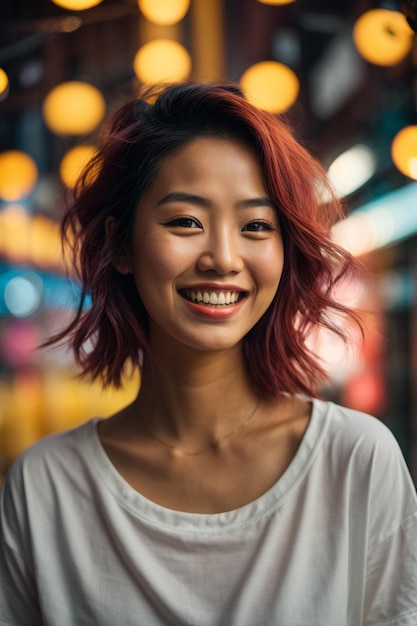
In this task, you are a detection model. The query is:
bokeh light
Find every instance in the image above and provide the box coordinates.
[240,61,299,113]
[0,68,9,101]
[4,273,43,318]
[0,205,31,262]
[133,39,191,84]
[42,81,106,136]
[331,182,417,256]
[328,144,377,197]
[391,126,417,179]
[138,0,190,25]
[59,145,99,189]
[0,150,38,201]
[30,216,63,268]
[50,0,103,9]
[257,0,296,4]
[0,206,63,269]
[353,9,414,66]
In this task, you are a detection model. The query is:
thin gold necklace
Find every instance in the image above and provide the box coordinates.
[143,400,261,457]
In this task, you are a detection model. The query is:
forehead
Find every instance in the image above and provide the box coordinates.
[149,135,266,192]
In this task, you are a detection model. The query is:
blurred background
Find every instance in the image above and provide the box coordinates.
[0,0,417,485]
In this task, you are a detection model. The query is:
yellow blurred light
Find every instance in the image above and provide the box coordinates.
[59,145,99,189]
[0,150,38,201]
[31,215,63,268]
[138,0,190,25]
[0,68,9,101]
[257,0,296,4]
[410,158,417,179]
[133,39,191,84]
[5,372,44,460]
[353,9,413,66]
[0,205,31,261]
[391,125,417,179]
[0,206,64,269]
[50,0,103,10]
[42,81,106,136]
[240,61,299,114]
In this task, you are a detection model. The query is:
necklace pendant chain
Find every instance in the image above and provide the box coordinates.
[144,400,261,457]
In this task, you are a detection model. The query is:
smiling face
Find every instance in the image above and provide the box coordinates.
[122,136,284,355]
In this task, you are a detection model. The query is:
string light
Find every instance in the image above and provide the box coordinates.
[0,151,38,201]
[59,145,99,189]
[138,0,190,25]
[257,0,296,4]
[391,125,417,179]
[133,39,191,84]
[50,0,103,10]
[0,68,9,101]
[240,61,299,113]
[42,81,106,136]
[353,9,414,66]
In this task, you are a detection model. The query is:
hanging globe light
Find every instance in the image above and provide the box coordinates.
[353,9,414,66]
[50,0,103,10]
[240,61,299,114]
[0,68,9,101]
[138,0,190,25]
[59,145,99,189]
[257,0,296,4]
[42,81,106,136]
[133,39,191,84]
[391,125,417,179]
[0,151,38,201]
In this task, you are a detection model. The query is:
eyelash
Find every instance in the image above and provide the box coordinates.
[163,217,275,232]
[242,221,275,232]
[164,216,202,228]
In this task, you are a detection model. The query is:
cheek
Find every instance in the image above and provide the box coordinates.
[255,245,285,290]
[132,237,190,298]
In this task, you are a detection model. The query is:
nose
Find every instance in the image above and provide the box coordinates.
[197,226,244,275]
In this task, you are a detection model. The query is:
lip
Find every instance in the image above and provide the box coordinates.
[178,283,249,319]
[180,283,248,291]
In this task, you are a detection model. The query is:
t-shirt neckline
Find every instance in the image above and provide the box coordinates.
[81,397,330,534]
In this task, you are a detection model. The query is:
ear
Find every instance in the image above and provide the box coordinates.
[105,216,132,275]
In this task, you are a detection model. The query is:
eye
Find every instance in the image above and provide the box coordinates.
[242,221,274,233]
[164,216,203,229]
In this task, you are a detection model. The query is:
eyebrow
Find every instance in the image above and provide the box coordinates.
[157,191,275,210]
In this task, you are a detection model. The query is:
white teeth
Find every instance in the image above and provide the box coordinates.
[190,291,204,302]
[187,290,241,306]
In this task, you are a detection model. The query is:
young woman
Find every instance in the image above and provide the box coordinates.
[1,82,416,625]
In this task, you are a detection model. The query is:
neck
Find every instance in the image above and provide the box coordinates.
[134,343,261,448]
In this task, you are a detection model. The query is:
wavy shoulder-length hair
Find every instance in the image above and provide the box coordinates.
[50,81,362,396]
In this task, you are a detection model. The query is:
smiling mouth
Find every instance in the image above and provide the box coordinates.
[180,289,246,307]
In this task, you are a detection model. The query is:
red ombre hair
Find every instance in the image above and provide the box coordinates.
[50,82,362,395]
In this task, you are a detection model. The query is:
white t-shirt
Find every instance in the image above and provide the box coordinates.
[1,399,417,626]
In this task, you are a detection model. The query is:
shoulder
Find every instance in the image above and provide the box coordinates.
[1,420,102,548]
[312,398,415,497]
[2,419,99,501]
[314,399,417,515]
[315,399,403,456]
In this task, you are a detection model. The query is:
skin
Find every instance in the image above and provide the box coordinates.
[99,136,311,514]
